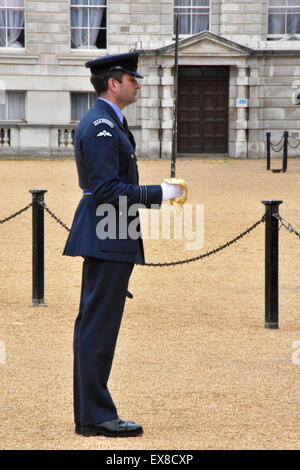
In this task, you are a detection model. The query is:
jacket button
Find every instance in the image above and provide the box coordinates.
[131,154,134,159]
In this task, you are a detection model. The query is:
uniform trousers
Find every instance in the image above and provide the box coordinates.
[73,256,134,426]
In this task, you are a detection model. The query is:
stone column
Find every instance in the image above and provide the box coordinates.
[160,66,173,158]
[235,66,249,158]
[248,65,264,158]
[138,61,161,158]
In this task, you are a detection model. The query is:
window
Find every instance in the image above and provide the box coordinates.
[0,0,25,48]
[268,0,300,35]
[71,92,97,121]
[71,0,107,49]
[174,0,209,35]
[0,91,25,121]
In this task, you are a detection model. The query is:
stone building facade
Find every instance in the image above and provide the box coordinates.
[1,0,300,159]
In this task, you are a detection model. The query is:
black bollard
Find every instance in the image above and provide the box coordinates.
[282,131,288,173]
[29,189,47,307]
[266,132,271,170]
[261,199,282,329]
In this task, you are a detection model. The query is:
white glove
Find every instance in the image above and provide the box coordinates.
[161,181,185,201]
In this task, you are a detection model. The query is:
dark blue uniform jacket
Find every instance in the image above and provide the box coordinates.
[63,99,162,264]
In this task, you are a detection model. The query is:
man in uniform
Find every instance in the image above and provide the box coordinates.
[63,51,183,438]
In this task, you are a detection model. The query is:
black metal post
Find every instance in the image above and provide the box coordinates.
[266,132,271,170]
[282,130,288,173]
[29,189,47,307]
[261,199,282,329]
[171,12,179,178]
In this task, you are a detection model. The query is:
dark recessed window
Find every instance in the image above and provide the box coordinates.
[0,0,25,48]
[268,0,300,36]
[71,92,97,121]
[71,0,107,50]
[0,91,26,121]
[174,0,209,35]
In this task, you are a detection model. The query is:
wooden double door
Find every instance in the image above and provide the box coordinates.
[177,66,229,154]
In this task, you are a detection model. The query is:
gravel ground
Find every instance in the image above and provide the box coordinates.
[0,157,299,450]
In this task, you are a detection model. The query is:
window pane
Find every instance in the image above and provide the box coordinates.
[175,1,190,7]
[8,28,24,44]
[88,92,97,107]
[288,0,300,6]
[71,7,88,28]
[193,0,210,6]
[10,0,25,6]
[7,10,24,28]
[71,0,89,5]
[0,103,6,120]
[7,92,25,121]
[287,12,300,32]
[268,13,285,33]
[89,6,103,28]
[71,28,88,48]
[0,28,5,46]
[192,13,209,33]
[90,0,106,5]
[178,13,191,34]
[269,0,286,6]
[71,93,88,121]
[0,12,6,27]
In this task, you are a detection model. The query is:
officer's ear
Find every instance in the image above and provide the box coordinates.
[108,77,120,92]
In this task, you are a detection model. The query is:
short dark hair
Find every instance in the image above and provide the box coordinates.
[90,70,125,96]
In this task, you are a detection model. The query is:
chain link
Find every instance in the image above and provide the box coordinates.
[144,216,265,267]
[270,142,284,153]
[0,202,32,225]
[287,139,300,150]
[270,134,284,153]
[38,201,71,232]
[273,213,300,240]
[270,134,284,148]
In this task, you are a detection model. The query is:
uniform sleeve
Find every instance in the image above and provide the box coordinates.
[80,123,162,209]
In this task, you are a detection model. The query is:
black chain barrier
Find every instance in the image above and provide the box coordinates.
[273,212,300,240]
[38,201,71,232]
[270,134,284,153]
[34,197,298,328]
[37,199,265,267]
[287,139,300,150]
[1,193,299,329]
[266,131,288,172]
[0,202,32,224]
[144,217,265,267]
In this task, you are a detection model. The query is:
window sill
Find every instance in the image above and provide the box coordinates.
[0,120,27,125]
[57,49,107,66]
[0,51,39,64]
[267,34,300,41]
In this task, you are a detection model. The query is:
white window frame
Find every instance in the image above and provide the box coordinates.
[267,0,300,39]
[173,0,210,37]
[70,0,107,50]
[70,92,97,122]
[0,91,26,122]
[0,0,25,49]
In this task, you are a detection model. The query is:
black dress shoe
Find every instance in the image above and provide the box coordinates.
[75,418,143,437]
